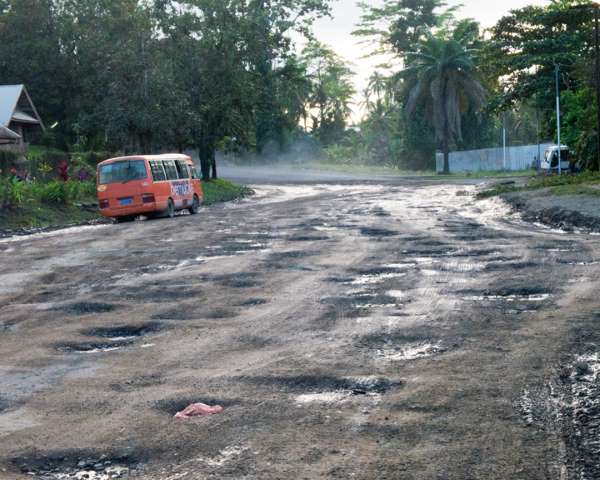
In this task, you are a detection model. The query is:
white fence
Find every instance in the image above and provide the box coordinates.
[436,143,553,173]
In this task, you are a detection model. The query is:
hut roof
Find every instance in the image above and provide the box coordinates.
[0,85,45,130]
[0,125,22,144]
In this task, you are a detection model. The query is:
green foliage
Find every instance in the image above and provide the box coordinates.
[560,88,598,169]
[354,2,488,171]
[202,179,253,205]
[301,41,355,146]
[0,178,96,209]
[485,2,598,169]
[0,0,333,178]
[0,177,27,208]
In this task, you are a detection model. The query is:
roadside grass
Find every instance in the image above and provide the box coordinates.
[203,178,253,205]
[0,200,99,230]
[477,171,600,199]
[229,159,537,179]
[0,178,251,232]
[448,169,536,179]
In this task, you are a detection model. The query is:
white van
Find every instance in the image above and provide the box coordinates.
[540,145,570,172]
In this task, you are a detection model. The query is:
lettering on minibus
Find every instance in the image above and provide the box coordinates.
[171,181,192,197]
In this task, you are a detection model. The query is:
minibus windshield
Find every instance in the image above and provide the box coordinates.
[99,160,147,184]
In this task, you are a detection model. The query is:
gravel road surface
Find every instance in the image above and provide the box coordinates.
[2,174,600,479]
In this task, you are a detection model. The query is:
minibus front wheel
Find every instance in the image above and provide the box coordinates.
[189,195,200,215]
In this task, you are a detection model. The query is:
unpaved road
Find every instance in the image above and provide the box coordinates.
[2,176,600,479]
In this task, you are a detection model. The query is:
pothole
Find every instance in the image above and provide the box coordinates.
[11,451,143,480]
[287,234,330,242]
[55,340,134,354]
[242,374,398,395]
[376,341,445,361]
[236,298,268,307]
[82,322,164,340]
[460,287,552,303]
[212,273,261,289]
[62,302,116,315]
[269,251,319,261]
[359,227,398,237]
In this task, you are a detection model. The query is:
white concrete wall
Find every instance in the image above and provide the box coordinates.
[436,143,553,173]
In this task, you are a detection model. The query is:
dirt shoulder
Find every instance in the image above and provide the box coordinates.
[502,189,600,232]
[477,173,600,232]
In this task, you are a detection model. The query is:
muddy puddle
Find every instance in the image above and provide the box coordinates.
[55,340,135,354]
[11,451,143,480]
[62,302,116,315]
[241,374,397,396]
[82,322,165,340]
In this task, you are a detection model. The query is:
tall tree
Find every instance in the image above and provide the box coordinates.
[402,34,486,173]
[302,41,355,146]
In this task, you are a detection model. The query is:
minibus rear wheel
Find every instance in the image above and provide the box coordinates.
[166,198,175,218]
[189,195,200,215]
[115,215,134,224]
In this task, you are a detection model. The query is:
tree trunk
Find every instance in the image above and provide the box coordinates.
[199,141,212,181]
[211,149,218,179]
[443,136,450,175]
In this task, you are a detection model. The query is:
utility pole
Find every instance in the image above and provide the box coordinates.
[555,63,562,175]
[502,114,507,170]
[595,8,600,171]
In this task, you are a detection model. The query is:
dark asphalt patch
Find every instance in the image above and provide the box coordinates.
[55,340,134,353]
[360,227,398,238]
[212,273,262,289]
[205,308,238,319]
[82,322,165,339]
[11,450,144,479]
[357,332,438,349]
[241,374,399,394]
[460,286,551,298]
[484,261,539,272]
[236,335,273,349]
[450,248,503,257]
[287,235,330,242]
[107,285,203,303]
[321,295,401,312]
[324,276,356,284]
[151,308,197,321]
[62,302,115,315]
[352,266,405,276]
[269,251,319,261]
[313,306,366,330]
[236,298,268,307]
[0,395,11,413]
[371,207,391,217]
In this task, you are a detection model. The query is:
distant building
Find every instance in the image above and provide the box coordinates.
[0,85,45,153]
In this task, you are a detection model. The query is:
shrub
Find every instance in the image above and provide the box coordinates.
[0,177,29,208]
[37,181,68,204]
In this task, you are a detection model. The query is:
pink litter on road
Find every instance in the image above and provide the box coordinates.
[174,403,224,419]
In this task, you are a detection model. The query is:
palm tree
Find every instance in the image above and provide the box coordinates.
[403,33,486,173]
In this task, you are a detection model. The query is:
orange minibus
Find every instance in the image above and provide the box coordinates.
[97,154,203,222]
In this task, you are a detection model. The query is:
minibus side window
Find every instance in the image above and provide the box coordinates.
[163,160,179,181]
[176,160,190,179]
[149,161,167,182]
[190,166,199,180]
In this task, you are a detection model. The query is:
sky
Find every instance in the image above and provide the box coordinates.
[310,0,549,121]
